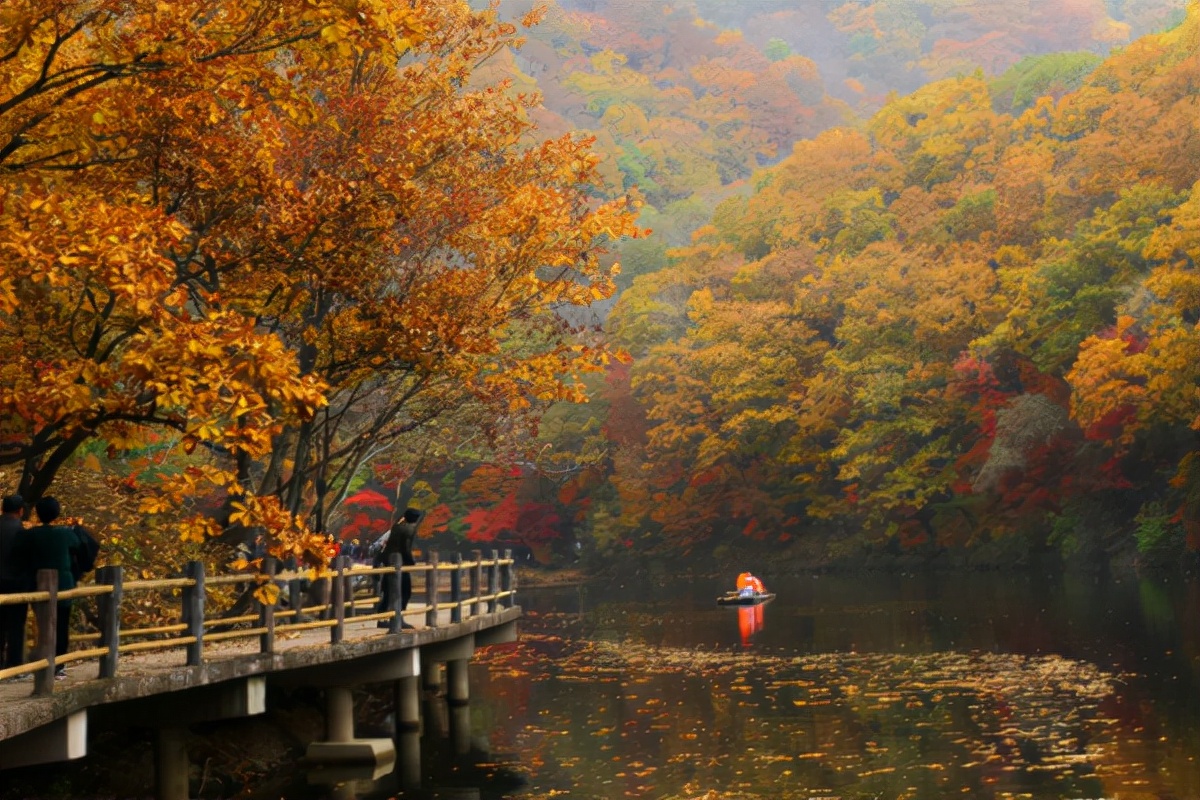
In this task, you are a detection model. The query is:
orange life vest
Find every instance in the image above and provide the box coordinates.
[736,573,765,593]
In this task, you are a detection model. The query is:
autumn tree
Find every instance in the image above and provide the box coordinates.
[0,0,396,558]
[1,1,641,567]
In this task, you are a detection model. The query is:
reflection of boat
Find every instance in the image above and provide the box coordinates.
[738,603,764,646]
[717,591,775,606]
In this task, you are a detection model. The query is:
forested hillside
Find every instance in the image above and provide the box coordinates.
[416,0,1196,569]
[2,0,1194,576]
[595,2,1200,566]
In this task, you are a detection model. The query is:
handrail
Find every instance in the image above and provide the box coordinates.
[0,548,517,697]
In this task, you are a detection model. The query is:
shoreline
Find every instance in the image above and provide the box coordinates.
[516,566,591,588]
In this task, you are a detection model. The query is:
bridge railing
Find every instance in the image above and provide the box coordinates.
[0,549,516,696]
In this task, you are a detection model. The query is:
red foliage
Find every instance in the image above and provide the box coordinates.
[343,488,393,511]
[952,355,1006,435]
[463,494,520,542]
[422,503,452,536]
[1085,405,1136,442]
[339,510,389,541]
[1098,456,1134,490]
[1184,518,1200,552]
[898,520,929,549]
[463,493,564,548]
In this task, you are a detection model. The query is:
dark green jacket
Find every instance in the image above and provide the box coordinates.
[15,524,80,591]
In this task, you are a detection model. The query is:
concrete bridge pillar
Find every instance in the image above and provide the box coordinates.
[394,676,420,731]
[326,686,355,742]
[306,687,395,765]
[421,659,443,694]
[155,727,190,800]
[446,658,470,705]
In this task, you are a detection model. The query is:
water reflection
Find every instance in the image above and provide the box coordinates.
[396,729,421,790]
[736,604,764,647]
[439,570,1200,800]
[307,761,396,800]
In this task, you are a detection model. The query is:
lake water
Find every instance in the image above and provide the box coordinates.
[7,569,1200,799]
[333,569,1200,800]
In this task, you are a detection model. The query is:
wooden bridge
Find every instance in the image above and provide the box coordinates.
[0,551,520,799]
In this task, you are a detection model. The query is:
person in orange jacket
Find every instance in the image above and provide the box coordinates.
[736,572,765,597]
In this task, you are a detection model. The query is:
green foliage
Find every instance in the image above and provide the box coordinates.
[765,38,792,62]
[1047,510,1083,559]
[614,236,669,289]
[991,52,1104,113]
[1134,502,1183,558]
[936,189,997,242]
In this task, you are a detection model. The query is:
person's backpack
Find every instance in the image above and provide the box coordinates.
[72,525,100,580]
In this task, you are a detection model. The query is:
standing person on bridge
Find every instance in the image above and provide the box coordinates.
[15,496,84,679]
[378,507,422,630]
[0,494,28,670]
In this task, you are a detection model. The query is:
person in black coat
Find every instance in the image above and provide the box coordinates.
[15,496,84,678]
[378,508,422,629]
[0,494,27,669]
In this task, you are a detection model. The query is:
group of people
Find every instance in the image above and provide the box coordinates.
[0,498,420,680]
[0,494,99,679]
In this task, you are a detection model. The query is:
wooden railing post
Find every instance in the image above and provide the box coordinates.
[258,557,277,654]
[425,551,439,628]
[501,549,514,609]
[342,557,356,618]
[450,553,463,623]
[32,569,58,696]
[183,561,205,667]
[330,557,346,644]
[96,565,123,678]
[487,549,500,614]
[470,550,482,619]
[317,571,332,621]
[385,553,403,633]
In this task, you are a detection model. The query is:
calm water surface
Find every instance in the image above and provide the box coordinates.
[322,570,1200,800]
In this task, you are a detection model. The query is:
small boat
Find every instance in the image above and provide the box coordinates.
[717,591,775,607]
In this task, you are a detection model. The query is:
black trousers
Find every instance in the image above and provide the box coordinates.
[380,572,413,612]
[0,578,27,668]
[56,600,72,659]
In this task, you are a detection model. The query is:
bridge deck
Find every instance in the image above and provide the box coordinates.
[0,601,520,742]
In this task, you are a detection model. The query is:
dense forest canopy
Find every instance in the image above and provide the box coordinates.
[473,0,1200,568]
[0,0,1195,576]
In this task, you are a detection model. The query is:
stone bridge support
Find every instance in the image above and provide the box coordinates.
[286,648,420,766]
[0,711,87,770]
[121,677,267,800]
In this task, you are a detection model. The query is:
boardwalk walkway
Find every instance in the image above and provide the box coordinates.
[0,551,520,797]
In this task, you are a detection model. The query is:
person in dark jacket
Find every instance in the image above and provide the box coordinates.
[378,507,422,629]
[0,494,27,670]
[15,496,83,678]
